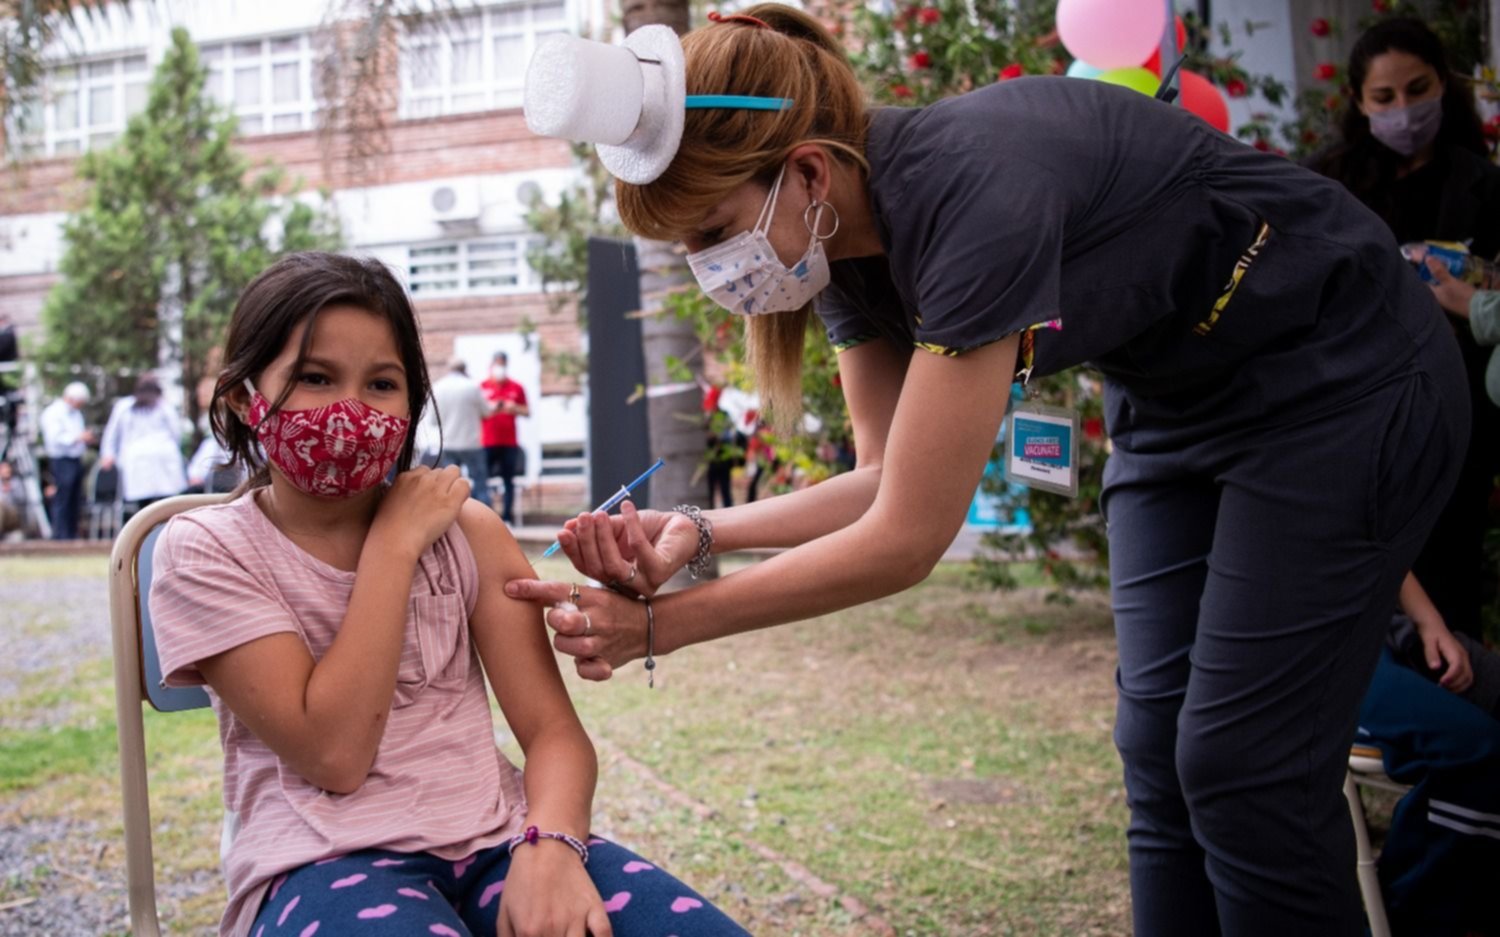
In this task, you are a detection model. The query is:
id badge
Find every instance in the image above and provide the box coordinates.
[1003,402,1080,498]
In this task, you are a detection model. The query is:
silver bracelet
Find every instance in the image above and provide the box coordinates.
[671,504,714,579]
[643,597,656,689]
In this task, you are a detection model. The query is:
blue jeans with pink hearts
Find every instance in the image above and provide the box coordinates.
[250,838,749,936]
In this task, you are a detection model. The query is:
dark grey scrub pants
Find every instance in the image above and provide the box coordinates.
[1103,332,1469,936]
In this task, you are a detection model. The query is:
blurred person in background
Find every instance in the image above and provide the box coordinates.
[101,374,186,521]
[1308,17,1500,641]
[39,381,94,539]
[432,357,494,503]
[0,460,27,539]
[480,351,529,524]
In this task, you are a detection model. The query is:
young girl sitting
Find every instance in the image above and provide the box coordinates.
[150,252,748,937]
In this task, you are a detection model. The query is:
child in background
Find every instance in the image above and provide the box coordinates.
[149,252,747,937]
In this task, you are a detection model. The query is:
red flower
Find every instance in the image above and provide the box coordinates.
[1082,417,1104,440]
[1372,0,1389,11]
[918,7,941,25]
[1225,78,1248,98]
[831,372,843,388]
[1314,62,1336,81]
[1302,129,1320,144]
[1252,138,1272,152]
[1310,17,1331,37]
[999,63,1024,81]
[891,83,914,99]
[1325,94,1342,111]
[910,50,932,69]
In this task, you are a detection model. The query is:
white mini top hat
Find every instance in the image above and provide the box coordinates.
[524,25,792,185]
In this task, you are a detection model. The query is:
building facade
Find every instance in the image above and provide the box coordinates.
[0,0,608,516]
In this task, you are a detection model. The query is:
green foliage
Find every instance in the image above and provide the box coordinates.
[660,287,854,492]
[34,28,340,425]
[525,143,626,324]
[523,144,626,380]
[848,0,1066,106]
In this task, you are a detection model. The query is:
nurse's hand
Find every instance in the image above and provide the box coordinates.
[502,580,648,681]
[1424,257,1477,317]
[555,501,698,598]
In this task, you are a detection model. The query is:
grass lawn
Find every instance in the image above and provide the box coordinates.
[0,554,1130,936]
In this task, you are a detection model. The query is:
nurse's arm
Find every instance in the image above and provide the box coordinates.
[703,337,910,552]
[651,334,1017,653]
[550,337,908,589]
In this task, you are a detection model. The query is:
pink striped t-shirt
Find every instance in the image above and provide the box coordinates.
[150,490,528,937]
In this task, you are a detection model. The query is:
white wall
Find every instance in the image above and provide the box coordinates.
[1210,0,1300,133]
[0,213,68,277]
[336,167,580,251]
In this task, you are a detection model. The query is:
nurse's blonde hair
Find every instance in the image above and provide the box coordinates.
[616,3,869,431]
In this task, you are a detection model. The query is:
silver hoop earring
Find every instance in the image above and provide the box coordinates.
[803,201,841,241]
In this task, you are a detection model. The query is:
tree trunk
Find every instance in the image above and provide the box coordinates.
[620,0,716,582]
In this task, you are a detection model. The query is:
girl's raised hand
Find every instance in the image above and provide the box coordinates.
[370,465,471,560]
[497,844,612,937]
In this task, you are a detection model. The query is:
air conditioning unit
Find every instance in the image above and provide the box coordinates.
[430,183,481,228]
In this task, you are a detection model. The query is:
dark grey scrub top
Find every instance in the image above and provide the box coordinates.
[816,77,1442,452]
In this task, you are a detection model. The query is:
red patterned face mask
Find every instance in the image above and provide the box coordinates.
[244,379,410,498]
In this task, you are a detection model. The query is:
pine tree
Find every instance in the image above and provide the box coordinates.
[35,27,340,426]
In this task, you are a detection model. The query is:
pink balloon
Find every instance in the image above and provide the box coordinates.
[1179,69,1230,133]
[1056,0,1167,71]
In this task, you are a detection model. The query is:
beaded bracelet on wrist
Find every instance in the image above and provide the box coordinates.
[506,825,590,865]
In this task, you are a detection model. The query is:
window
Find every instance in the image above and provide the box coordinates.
[401,1,569,118]
[13,53,149,157]
[540,442,586,478]
[200,34,318,135]
[407,236,543,296]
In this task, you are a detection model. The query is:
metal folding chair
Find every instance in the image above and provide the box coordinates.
[108,493,230,936]
[1345,742,1413,937]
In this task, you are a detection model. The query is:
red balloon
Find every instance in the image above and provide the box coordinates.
[1143,16,1188,76]
[1178,69,1230,133]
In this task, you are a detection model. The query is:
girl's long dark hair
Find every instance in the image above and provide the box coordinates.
[210,252,432,489]
[1313,17,1487,224]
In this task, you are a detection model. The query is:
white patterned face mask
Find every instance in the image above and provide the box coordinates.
[687,167,833,316]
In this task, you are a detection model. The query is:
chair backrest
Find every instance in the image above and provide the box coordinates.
[136,519,212,712]
[108,493,231,937]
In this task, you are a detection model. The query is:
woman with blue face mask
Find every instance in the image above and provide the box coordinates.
[513,6,1472,934]
[1309,17,1500,651]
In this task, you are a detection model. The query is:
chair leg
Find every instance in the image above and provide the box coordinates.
[1345,772,1392,937]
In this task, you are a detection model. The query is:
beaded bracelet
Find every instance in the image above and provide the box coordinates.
[671,504,714,579]
[506,825,590,865]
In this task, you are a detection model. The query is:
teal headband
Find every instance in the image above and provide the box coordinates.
[685,94,793,111]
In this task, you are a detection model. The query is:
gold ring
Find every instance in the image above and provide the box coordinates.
[569,583,581,605]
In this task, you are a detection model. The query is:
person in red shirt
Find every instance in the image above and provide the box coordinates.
[481,351,529,524]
